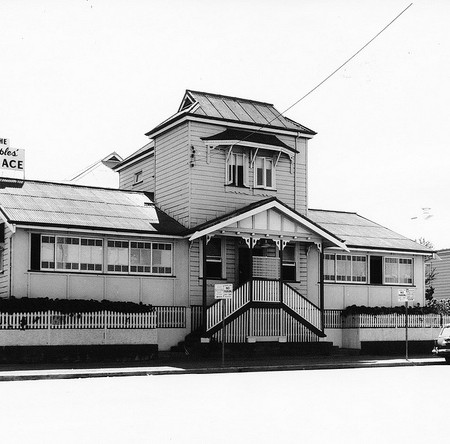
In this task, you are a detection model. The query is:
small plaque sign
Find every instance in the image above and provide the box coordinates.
[398,288,415,302]
[214,283,233,299]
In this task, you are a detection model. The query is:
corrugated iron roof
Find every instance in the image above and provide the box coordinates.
[145,90,316,137]
[187,90,316,134]
[308,209,432,253]
[0,180,185,235]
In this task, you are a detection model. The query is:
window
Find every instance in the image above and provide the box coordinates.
[134,171,143,185]
[282,244,296,281]
[130,241,152,273]
[37,235,172,275]
[108,240,173,275]
[324,254,367,283]
[385,257,413,284]
[151,243,172,274]
[107,240,129,272]
[41,236,103,272]
[254,157,275,189]
[226,153,248,187]
[205,238,223,279]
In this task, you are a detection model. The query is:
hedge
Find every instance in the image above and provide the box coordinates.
[0,297,154,314]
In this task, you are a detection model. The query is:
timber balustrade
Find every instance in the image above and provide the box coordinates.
[283,283,321,331]
[206,280,322,333]
[207,282,251,330]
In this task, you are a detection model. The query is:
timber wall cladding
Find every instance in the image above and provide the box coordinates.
[0,224,11,297]
[154,122,190,225]
[119,154,154,192]
[188,121,305,228]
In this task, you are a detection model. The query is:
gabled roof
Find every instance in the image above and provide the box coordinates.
[187,197,349,251]
[308,209,432,253]
[113,141,154,172]
[145,89,316,138]
[0,180,185,236]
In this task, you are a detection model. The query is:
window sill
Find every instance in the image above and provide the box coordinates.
[324,281,416,287]
[28,270,176,278]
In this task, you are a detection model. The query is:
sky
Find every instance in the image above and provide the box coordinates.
[1,0,449,248]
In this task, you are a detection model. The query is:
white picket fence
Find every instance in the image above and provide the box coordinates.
[154,306,186,328]
[0,309,188,330]
[324,311,450,329]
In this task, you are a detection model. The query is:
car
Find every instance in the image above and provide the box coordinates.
[432,323,450,363]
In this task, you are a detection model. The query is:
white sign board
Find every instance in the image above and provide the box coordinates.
[398,288,415,302]
[0,147,25,172]
[215,283,233,299]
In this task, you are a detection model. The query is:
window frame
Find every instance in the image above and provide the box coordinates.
[41,235,104,273]
[254,156,276,190]
[226,152,249,188]
[133,170,143,185]
[200,237,226,280]
[281,244,297,282]
[324,253,368,284]
[37,234,173,276]
[384,256,414,285]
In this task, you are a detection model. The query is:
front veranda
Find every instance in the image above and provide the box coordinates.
[186,201,351,345]
[194,234,331,344]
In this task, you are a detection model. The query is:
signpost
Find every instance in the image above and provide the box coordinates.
[398,288,415,360]
[215,284,233,366]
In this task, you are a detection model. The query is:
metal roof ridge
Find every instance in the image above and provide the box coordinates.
[187,89,274,107]
[308,208,358,215]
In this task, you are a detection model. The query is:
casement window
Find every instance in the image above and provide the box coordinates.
[254,157,275,189]
[324,254,367,283]
[226,153,249,187]
[205,238,223,279]
[41,236,103,272]
[281,244,296,281]
[384,257,413,284]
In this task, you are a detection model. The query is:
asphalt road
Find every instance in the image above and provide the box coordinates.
[0,363,448,443]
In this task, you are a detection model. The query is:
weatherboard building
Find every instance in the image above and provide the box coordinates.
[0,90,433,358]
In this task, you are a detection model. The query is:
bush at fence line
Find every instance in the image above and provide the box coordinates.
[341,304,439,317]
[0,296,154,314]
[426,298,450,315]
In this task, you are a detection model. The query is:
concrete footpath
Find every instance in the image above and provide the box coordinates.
[0,353,446,382]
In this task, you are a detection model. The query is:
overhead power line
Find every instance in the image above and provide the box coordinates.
[237,2,414,144]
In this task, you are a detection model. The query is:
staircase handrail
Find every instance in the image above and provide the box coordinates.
[282,283,322,331]
[206,281,250,330]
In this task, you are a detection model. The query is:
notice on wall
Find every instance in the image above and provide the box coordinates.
[398,288,415,302]
[0,138,25,177]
